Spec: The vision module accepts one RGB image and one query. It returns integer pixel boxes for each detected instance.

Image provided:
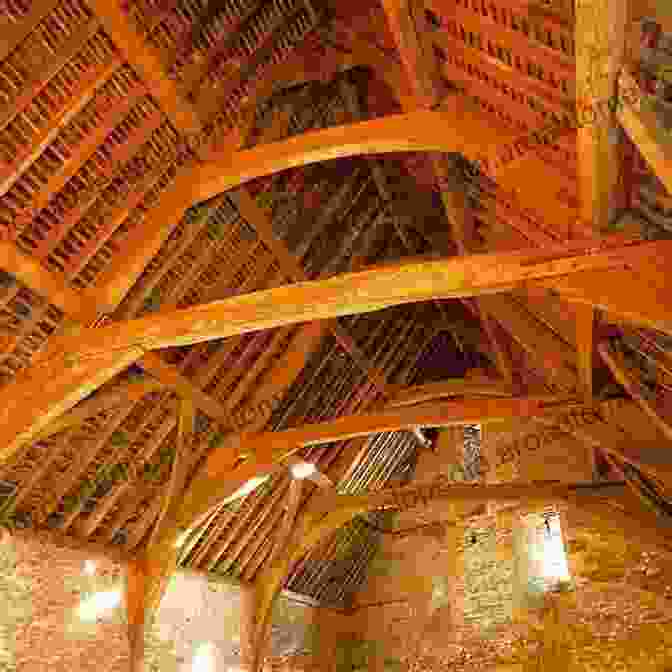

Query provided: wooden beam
[341,76,511,384]
[618,68,672,195]
[86,60,398,314]
[164,395,572,545]
[187,109,511,205]
[149,398,195,548]
[0,242,89,317]
[139,352,236,429]
[215,397,570,478]
[84,0,202,136]
[379,0,440,108]
[575,0,627,231]
[129,320,326,552]
[478,295,578,392]
[55,239,672,359]
[0,345,143,464]
[574,304,594,402]
[230,189,391,397]
[124,403,202,663]
[125,559,148,672]
[1,240,670,458]
[388,377,516,406]
[267,478,304,568]
[543,265,672,335]
[0,0,62,63]
[33,379,163,442]
[0,240,238,443]
[628,1,672,37]
[598,341,672,443]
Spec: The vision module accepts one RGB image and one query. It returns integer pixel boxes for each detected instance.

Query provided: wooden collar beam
[57,238,672,358]
[1,238,671,464]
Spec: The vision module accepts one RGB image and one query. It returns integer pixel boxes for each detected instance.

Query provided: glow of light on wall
[540,516,571,583]
[78,588,122,622]
[290,461,317,480]
[84,560,97,575]
[192,642,216,672]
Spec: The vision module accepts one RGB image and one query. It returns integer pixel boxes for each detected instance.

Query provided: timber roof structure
[3,0,672,666]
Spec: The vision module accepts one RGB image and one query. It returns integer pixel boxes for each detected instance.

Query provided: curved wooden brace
[188,108,505,205]
[598,340,672,443]
[388,377,516,406]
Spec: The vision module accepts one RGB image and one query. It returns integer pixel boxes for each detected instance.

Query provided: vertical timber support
[125,399,197,672]
[125,559,147,672]
[575,0,627,233]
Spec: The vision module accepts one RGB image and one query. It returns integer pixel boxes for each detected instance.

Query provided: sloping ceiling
[1,0,672,623]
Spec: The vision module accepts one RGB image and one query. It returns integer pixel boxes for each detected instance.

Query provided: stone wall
[0,530,328,672]
[0,531,129,672]
[351,421,672,672]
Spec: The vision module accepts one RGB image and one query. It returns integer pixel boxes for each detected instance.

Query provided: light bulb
[290,461,317,480]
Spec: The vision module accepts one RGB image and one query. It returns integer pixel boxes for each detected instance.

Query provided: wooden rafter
[85,42,392,318]
[598,341,672,442]
[126,320,325,559]
[339,77,512,384]
[478,294,578,392]
[125,559,148,672]
[33,379,163,443]
[618,68,672,195]
[0,241,238,449]
[574,303,594,402]
[388,377,516,406]
[83,0,202,136]
[375,0,477,259]
[0,0,62,63]
[542,265,672,336]
[575,0,627,231]
[0,345,143,463]
[149,398,195,548]
[267,478,304,568]
[230,189,391,398]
